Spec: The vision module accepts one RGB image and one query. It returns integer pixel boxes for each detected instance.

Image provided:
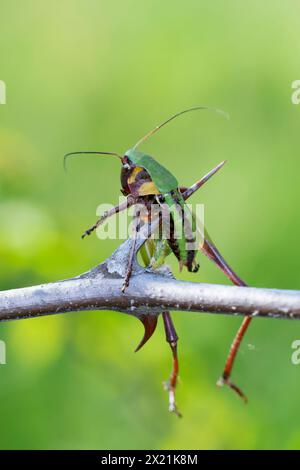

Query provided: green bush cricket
[65,107,250,416]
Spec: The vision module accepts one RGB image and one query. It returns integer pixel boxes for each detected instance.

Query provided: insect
[65,107,251,415]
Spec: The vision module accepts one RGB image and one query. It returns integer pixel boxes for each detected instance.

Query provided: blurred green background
[1,0,300,450]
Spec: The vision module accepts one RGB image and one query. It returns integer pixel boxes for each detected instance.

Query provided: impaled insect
[65,107,251,416]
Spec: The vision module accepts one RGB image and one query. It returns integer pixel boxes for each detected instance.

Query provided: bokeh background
[1,0,300,450]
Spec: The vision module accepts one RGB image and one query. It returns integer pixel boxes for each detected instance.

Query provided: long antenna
[133,106,229,150]
[63,151,122,172]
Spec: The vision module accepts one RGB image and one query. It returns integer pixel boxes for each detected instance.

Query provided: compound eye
[123,163,130,170]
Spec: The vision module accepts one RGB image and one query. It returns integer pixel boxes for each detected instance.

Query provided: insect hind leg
[162,311,182,418]
[201,237,249,402]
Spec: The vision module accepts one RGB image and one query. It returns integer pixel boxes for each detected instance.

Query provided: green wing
[125,149,178,193]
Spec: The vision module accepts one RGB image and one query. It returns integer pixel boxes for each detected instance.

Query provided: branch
[0,235,299,322]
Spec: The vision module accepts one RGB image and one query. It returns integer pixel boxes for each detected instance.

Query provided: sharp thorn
[134,315,158,352]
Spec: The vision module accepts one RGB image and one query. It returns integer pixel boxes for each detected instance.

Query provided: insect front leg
[162,311,182,418]
[82,196,135,239]
[122,207,141,293]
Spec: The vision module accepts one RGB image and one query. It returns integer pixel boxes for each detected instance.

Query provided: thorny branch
[1,235,300,322]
